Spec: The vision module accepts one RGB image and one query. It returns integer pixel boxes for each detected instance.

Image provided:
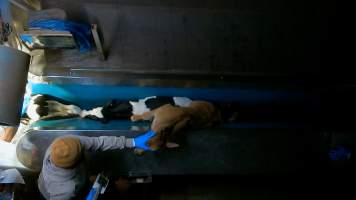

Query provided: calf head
[187,101,221,128]
[217,102,240,122]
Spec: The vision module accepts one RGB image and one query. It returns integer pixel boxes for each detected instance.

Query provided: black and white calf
[101,96,192,123]
[25,95,192,123]
[25,94,103,122]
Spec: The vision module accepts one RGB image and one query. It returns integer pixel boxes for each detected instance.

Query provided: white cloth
[0,140,28,169]
[0,169,25,184]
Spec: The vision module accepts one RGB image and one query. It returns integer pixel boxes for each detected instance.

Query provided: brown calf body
[131,101,221,151]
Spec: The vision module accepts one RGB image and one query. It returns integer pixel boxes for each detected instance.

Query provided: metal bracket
[91,24,106,61]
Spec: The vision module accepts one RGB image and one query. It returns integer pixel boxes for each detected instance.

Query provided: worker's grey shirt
[38,135,134,200]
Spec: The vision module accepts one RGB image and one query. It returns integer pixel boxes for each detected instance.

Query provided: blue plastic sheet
[22,82,307,111]
[29,19,93,52]
[329,146,351,161]
[19,35,33,44]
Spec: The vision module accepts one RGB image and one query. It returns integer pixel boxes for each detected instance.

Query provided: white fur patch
[130,96,192,115]
[47,100,82,115]
[0,126,5,135]
[26,95,42,121]
[80,107,104,118]
[173,97,192,107]
[129,96,156,115]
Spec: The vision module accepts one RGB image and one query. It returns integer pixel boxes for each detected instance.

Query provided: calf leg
[166,116,191,148]
[130,110,155,122]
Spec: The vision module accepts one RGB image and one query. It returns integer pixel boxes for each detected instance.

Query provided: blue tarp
[29,19,93,52]
[21,82,307,113]
[20,82,312,129]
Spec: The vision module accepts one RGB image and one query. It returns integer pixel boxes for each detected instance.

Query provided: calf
[25,95,193,123]
[25,94,103,122]
[131,101,221,152]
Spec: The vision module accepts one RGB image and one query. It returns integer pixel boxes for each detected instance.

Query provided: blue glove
[133,130,156,151]
[329,146,351,161]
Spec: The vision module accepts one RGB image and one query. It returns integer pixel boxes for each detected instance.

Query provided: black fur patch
[29,94,79,120]
[101,100,133,122]
[215,102,240,122]
[32,94,76,106]
[145,96,175,110]
[36,105,49,117]
[33,95,47,107]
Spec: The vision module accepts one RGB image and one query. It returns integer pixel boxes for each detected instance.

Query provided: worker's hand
[133,130,156,151]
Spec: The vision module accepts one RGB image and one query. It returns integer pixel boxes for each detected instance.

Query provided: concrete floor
[37,0,325,78]
[98,174,353,200]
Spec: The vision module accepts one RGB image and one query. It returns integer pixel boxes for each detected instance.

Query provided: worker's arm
[0,126,18,142]
[75,130,156,152]
[76,135,133,152]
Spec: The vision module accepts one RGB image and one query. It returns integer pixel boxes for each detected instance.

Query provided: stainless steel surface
[36,69,333,90]
[17,127,326,175]
[38,69,253,88]
[0,46,30,125]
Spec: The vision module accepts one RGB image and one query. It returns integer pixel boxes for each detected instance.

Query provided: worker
[38,131,156,200]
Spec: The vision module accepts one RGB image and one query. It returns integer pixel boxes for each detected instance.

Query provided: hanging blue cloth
[29,19,93,52]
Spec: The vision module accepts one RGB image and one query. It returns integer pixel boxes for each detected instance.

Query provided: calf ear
[166,142,180,148]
